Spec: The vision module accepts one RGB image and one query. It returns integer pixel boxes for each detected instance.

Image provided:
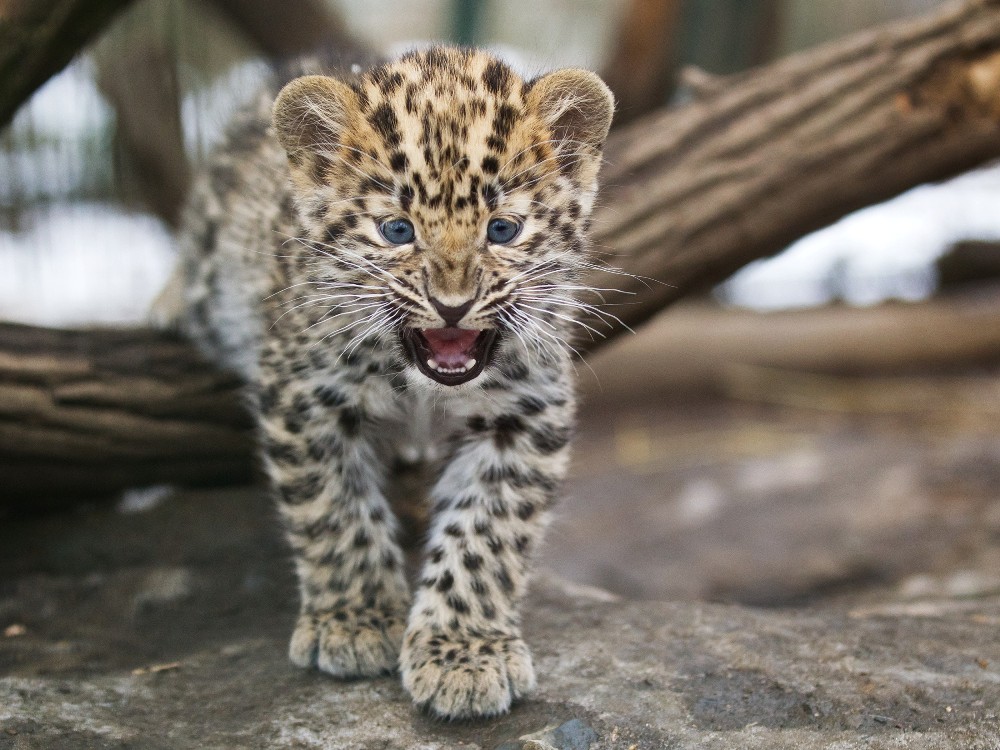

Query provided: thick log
[584,0,1000,348]
[5,0,1000,504]
[0,0,135,128]
[0,323,255,507]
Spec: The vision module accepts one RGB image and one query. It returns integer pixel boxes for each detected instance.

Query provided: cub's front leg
[256,342,411,677]
[401,375,575,718]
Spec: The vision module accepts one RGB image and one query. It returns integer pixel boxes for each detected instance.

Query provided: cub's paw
[289,607,405,677]
[400,629,536,719]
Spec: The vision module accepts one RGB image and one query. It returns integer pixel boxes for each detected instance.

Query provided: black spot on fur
[493,414,526,449]
[481,156,499,175]
[399,183,415,211]
[369,102,401,147]
[313,385,346,408]
[283,411,304,434]
[481,183,499,211]
[389,151,409,172]
[482,59,512,96]
[437,570,454,592]
[263,435,301,467]
[359,177,392,196]
[258,384,279,414]
[325,223,344,243]
[338,408,361,437]
[492,103,518,139]
[481,464,518,484]
[516,502,536,520]
[279,472,323,505]
[373,68,404,95]
[496,566,514,593]
[531,424,571,455]
[517,396,547,416]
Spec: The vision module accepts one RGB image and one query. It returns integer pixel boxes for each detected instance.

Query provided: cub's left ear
[527,68,615,156]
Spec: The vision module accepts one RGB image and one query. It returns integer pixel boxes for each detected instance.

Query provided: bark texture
[0,324,254,506]
[0,0,134,128]
[5,0,1000,503]
[583,0,1000,347]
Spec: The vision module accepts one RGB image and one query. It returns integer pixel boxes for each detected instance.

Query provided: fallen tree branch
[0,323,254,507]
[584,0,1000,348]
[4,0,1000,504]
[0,0,134,128]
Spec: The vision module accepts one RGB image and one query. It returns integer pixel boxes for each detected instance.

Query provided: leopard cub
[171,47,614,718]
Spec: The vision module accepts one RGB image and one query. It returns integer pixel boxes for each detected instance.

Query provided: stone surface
[2,486,999,749]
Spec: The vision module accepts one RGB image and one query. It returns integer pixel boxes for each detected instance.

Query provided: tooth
[427,358,438,369]
[464,358,476,369]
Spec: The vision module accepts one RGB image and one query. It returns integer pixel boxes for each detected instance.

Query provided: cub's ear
[272,75,357,158]
[527,69,615,154]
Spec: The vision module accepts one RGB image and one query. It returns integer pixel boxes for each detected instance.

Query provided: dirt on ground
[2,299,1000,748]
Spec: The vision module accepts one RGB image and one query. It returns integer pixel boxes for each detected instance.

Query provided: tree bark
[601,0,685,125]
[4,0,1000,505]
[0,0,135,128]
[583,0,1000,347]
[0,323,255,507]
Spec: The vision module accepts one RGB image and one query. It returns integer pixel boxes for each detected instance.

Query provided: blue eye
[379,218,415,245]
[486,217,522,245]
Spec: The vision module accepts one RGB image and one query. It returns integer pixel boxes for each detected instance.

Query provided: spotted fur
[167,47,614,719]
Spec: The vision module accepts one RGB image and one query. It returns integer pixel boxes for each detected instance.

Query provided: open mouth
[401,327,499,386]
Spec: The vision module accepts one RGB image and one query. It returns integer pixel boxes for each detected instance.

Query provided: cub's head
[273,47,614,386]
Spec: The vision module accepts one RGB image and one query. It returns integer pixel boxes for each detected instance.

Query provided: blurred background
[5,0,999,325]
[2,0,999,609]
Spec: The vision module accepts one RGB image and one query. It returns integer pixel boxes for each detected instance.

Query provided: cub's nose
[429,297,475,327]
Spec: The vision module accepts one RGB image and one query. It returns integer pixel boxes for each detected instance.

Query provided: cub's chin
[401,327,499,386]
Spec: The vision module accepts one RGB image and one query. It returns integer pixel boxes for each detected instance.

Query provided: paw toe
[289,608,404,678]
[401,631,534,719]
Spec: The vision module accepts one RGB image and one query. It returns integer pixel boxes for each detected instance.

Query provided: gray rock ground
[1,480,998,750]
[4,322,1000,748]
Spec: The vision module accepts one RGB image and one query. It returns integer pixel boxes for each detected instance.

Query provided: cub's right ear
[272,75,357,158]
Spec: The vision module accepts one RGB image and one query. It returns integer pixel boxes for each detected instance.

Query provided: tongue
[421,327,480,368]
